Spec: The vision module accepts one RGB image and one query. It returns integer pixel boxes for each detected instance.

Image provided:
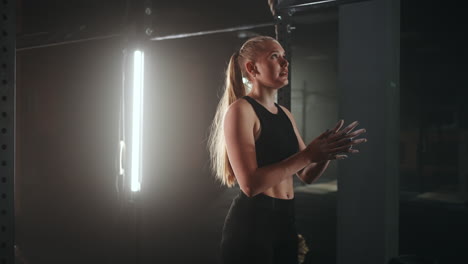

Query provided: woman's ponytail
[208,51,246,187]
[208,35,277,187]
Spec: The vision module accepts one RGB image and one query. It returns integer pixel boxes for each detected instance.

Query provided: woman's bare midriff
[262,176,295,200]
[250,102,295,200]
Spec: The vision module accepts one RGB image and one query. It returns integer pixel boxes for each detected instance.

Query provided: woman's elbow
[237,173,256,197]
[240,185,255,197]
[240,179,259,197]
[297,173,312,185]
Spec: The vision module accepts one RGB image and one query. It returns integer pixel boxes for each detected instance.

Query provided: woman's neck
[247,87,277,108]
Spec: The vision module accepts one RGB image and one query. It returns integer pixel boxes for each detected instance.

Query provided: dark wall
[15,2,275,263]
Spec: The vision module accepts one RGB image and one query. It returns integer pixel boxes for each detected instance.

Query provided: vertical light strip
[131,50,144,192]
[119,140,125,176]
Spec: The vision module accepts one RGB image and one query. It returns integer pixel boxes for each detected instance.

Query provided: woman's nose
[280,57,289,67]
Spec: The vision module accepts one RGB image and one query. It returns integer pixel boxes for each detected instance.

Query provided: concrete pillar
[337,0,400,263]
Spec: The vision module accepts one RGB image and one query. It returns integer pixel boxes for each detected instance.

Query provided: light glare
[119,140,125,175]
[131,50,144,192]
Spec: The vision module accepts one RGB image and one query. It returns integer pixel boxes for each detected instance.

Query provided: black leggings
[220,190,298,264]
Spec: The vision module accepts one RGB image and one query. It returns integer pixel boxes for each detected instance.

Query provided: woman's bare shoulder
[226,97,254,116]
[224,97,257,131]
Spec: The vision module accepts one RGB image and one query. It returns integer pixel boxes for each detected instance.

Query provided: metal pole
[15,21,276,52]
[276,0,369,13]
[150,22,275,41]
[16,33,122,52]
[275,12,293,110]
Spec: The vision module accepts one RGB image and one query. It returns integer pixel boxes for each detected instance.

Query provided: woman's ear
[245,61,258,76]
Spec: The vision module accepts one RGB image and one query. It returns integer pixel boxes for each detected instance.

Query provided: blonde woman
[209,36,367,264]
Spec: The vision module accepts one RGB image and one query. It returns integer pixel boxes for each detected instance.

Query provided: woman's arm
[297,160,331,184]
[224,99,314,197]
[280,106,366,184]
[279,106,331,184]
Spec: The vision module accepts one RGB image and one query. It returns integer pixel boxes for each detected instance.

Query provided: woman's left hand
[323,120,367,158]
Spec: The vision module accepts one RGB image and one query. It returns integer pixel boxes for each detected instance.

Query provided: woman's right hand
[305,120,367,162]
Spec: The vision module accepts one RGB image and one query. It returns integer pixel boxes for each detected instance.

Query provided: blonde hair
[208,35,278,187]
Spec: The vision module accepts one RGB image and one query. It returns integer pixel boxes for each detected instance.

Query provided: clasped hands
[305,120,367,162]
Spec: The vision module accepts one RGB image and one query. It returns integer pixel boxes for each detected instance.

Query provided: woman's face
[251,40,289,89]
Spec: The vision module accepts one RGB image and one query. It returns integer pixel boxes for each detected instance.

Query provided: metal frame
[271,0,369,109]
[1,0,15,263]
[275,0,368,11]
[274,9,293,110]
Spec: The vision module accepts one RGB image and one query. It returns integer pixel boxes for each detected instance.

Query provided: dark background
[13,0,468,263]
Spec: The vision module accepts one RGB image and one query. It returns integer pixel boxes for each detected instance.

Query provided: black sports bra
[242,96,299,167]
